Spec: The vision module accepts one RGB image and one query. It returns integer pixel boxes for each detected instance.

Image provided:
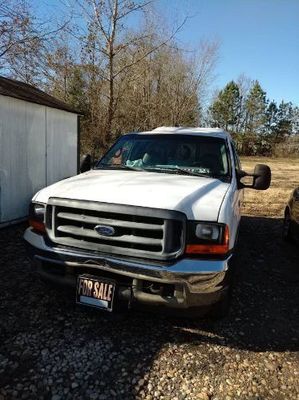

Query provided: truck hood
[33,169,230,221]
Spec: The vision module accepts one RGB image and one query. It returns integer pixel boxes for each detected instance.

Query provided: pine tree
[291,106,299,134]
[275,101,293,137]
[67,68,88,113]
[245,81,267,133]
[210,81,241,132]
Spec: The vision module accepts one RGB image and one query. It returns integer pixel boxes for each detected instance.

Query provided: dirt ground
[240,157,299,217]
[0,157,298,400]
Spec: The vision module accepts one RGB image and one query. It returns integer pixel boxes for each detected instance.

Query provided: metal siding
[0,95,46,223]
[46,108,78,186]
[0,95,78,225]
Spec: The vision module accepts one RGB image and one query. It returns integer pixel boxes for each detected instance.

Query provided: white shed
[0,76,80,227]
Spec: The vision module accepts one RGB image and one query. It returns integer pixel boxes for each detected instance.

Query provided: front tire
[283,209,293,242]
[210,290,231,319]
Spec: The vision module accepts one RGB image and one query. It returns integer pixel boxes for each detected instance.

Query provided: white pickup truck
[24,127,271,317]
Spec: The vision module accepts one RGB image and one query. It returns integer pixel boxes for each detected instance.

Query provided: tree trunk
[105,0,118,149]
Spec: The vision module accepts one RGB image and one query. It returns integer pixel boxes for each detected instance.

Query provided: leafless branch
[113,16,188,79]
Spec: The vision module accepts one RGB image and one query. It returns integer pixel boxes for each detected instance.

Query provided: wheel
[210,289,231,319]
[283,209,293,242]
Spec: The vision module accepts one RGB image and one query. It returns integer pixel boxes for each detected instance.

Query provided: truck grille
[46,198,186,261]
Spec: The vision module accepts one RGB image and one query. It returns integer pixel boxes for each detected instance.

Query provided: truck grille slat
[57,225,163,246]
[46,199,186,261]
[57,211,163,231]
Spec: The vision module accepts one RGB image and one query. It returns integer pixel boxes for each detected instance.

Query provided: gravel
[0,217,298,400]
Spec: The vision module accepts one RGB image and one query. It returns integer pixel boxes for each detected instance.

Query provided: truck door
[231,142,243,219]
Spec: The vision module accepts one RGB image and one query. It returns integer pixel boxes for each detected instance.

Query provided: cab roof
[138,126,231,140]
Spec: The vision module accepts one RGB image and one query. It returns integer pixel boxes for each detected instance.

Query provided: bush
[232,132,299,157]
[272,136,299,157]
[232,132,273,156]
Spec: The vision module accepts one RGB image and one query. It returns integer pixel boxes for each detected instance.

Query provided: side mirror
[80,154,92,173]
[237,164,271,190]
[252,164,271,190]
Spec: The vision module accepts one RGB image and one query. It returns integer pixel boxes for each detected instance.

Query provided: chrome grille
[46,198,186,261]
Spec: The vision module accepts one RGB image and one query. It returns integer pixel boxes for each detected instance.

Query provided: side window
[220,143,229,174]
[231,141,241,170]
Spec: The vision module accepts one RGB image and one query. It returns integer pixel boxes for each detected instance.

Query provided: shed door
[46,109,78,186]
[0,97,46,223]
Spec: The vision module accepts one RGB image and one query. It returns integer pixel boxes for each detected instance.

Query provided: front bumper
[24,228,233,311]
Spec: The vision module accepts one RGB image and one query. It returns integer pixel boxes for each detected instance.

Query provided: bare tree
[41,1,219,155]
[236,73,253,132]
[69,0,189,150]
[0,0,70,84]
[194,40,219,107]
[0,1,33,60]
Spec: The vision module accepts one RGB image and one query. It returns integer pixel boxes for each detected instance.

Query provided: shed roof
[0,76,81,114]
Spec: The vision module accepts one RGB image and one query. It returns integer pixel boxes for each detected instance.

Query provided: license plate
[76,275,116,312]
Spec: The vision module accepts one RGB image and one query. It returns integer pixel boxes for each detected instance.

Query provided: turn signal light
[186,225,229,255]
[29,218,46,233]
[28,202,46,233]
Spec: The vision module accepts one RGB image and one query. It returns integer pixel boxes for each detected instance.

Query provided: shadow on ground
[0,216,298,398]
[173,215,299,351]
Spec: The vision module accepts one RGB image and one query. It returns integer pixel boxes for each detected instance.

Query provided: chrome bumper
[24,228,233,310]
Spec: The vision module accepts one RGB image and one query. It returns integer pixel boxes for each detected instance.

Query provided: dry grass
[240,157,299,218]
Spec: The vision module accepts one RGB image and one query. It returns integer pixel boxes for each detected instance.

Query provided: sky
[34,0,299,105]
[157,0,299,105]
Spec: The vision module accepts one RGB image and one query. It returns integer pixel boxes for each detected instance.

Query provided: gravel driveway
[0,217,298,400]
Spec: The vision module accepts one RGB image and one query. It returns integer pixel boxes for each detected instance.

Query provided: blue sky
[157,0,299,104]
[34,0,298,105]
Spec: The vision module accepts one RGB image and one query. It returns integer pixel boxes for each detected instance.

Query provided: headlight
[195,223,221,241]
[29,202,46,233]
[186,222,229,256]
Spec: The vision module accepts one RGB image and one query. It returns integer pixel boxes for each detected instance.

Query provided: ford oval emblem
[94,225,115,237]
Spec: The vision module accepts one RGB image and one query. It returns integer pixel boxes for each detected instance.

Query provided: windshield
[96,134,231,181]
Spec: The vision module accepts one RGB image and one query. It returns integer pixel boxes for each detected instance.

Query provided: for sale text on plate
[76,275,115,311]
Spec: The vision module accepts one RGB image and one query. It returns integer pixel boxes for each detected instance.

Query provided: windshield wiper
[144,166,212,178]
[172,167,212,177]
[145,166,230,179]
[96,164,144,171]
[172,167,230,179]
[97,164,229,179]
[140,167,185,175]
